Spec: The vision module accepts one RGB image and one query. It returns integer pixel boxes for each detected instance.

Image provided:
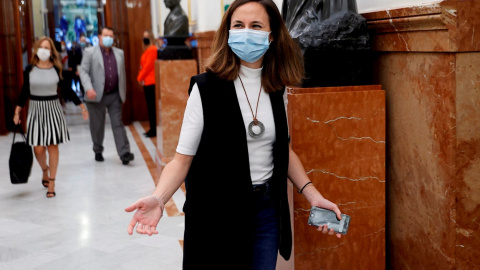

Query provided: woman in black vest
[125,0,342,269]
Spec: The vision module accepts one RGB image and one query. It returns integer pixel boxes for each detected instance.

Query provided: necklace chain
[238,76,262,125]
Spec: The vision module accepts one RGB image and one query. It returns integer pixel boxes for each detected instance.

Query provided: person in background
[13,37,89,198]
[68,37,84,98]
[59,40,71,106]
[125,0,343,269]
[59,40,69,70]
[60,14,68,41]
[74,16,87,40]
[137,30,158,137]
[79,27,135,165]
[79,33,91,51]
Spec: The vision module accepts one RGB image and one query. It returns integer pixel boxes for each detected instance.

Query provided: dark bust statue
[282,0,372,87]
[164,0,188,36]
[158,0,192,60]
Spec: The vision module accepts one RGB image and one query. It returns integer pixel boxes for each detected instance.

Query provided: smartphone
[308,206,351,235]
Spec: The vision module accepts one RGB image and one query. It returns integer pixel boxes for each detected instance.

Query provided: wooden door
[0,0,34,134]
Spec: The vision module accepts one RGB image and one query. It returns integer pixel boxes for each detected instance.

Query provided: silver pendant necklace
[239,76,265,138]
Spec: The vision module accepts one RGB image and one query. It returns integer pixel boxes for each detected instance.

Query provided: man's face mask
[102,36,114,48]
[227,29,271,63]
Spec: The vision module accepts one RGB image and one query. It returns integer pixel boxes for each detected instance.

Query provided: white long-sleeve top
[176,65,288,185]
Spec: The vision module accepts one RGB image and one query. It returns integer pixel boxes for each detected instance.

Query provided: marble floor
[0,103,185,270]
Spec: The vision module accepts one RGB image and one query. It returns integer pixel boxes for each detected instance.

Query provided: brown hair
[30,36,63,78]
[205,0,304,92]
[101,26,115,34]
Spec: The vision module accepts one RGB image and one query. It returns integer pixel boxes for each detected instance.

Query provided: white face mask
[61,45,66,51]
[37,48,51,61]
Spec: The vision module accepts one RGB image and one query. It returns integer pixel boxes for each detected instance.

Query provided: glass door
[46,0,104,48]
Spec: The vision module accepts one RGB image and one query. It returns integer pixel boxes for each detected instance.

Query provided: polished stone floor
[0,103,185,270]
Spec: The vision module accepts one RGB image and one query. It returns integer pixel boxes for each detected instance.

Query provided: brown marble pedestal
[279,85,386,270]
[155,59,198,182]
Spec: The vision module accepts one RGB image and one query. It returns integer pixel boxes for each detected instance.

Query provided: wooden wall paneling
[14,0,27,131]
[107,0,132,123]
[96,0,105,31]
[125,0,151,121]
[22,0,35,61]
[46,0,55,40]
[0,1,9,134]
[0,0,32,134]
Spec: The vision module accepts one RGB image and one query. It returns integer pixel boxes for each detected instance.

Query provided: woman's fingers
[127,219,138,235]
[136,223,145,234]
[333,206,342,220]
[125,202,139,213]
[145,225,153,236]
[126,202,141,235]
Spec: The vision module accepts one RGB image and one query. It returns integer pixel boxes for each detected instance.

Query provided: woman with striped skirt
[13,37,89,198]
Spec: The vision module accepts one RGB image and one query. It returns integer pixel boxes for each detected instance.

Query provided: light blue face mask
[102,36,114,48]
[228,29,271,63]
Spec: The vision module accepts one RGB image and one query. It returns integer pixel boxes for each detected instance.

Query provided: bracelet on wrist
[150,194,164,207]
[298,181,313,194]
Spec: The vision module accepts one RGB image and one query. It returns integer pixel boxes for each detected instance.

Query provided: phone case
[308,206,351,235]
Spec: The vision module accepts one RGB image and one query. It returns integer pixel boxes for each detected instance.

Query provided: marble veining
[288,87,386,269]
[386,9,411,51]
[306,168,385,182]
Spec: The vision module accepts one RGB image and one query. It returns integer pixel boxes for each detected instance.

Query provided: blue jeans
[251,182,279,270]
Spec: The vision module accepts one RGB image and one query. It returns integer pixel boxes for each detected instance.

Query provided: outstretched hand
[125,195,164,236]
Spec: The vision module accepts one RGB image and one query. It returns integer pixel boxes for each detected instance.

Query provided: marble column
[155,59,198,180]
[362,1,480,268]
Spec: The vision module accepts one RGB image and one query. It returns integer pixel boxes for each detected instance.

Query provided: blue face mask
[228,29,271,63]
[102,36,114,48]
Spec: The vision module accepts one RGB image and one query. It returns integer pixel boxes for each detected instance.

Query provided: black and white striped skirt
[26,95,70,146]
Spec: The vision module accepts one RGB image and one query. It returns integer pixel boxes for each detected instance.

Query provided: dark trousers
[251,181,279,270]
[85,92,130,157]
[144,85,156,134]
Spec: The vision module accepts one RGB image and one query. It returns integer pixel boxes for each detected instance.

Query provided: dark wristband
[298,181,313,194]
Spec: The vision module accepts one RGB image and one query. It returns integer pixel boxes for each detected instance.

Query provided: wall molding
[362,0,480,52]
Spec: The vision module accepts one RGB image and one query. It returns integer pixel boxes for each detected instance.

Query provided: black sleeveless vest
[182,72,291,269]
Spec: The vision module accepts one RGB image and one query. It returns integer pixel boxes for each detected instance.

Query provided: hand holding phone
[308,206,351,235]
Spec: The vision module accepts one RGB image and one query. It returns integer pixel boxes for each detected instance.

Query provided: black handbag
[9,125,33,184]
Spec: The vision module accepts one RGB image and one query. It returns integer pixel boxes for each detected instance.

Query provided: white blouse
[176,65,288,185]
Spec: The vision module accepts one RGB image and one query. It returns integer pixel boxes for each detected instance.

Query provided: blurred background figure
[79,33,91,51]
[60,14,69,41]
[74,16,87,40]
[68,35,85,98]
[137,30,158,138]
